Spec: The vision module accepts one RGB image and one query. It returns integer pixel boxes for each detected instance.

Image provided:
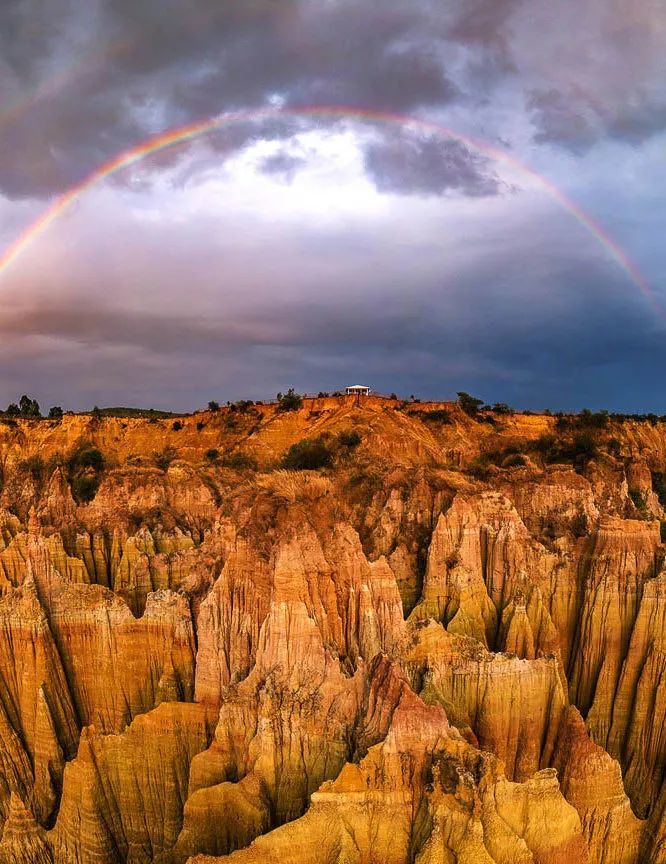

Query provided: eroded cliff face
[0,396,665,863]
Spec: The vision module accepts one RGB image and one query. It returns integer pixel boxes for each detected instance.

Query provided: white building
[345,385,371,396]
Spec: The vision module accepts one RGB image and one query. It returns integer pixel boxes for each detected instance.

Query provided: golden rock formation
[0,396,664,862]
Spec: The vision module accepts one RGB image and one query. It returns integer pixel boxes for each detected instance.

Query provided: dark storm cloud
[0,0,664,199]
[363,130,501,197]
[0,261,661,413]
[0,0,457,198]
[528,87,666,153]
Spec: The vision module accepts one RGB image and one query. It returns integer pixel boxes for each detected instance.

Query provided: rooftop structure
[345,385,371,396]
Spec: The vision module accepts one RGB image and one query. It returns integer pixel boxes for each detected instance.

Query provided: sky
[0,0,665,412]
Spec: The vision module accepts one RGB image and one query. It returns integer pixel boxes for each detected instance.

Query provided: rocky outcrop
[0,401,665,863]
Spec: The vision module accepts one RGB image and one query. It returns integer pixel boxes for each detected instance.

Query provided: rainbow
[0,105,657,312]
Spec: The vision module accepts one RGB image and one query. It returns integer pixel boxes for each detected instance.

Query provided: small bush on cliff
[66,444,105,503]
[457,392,484,417]
[153,447,177,472]
[222,451,259,471]
[19,455,45,484]
[421,409,452,424]
[48,406,63,420]
[207,401,220,412]
[205,448,220,462]
[72,475,100,503]
[281,437,332,470]
[629,487,649,517]
[277,388,303,412]
[337,429,361,449]
[68,446,104,474]
[652,472,666,507]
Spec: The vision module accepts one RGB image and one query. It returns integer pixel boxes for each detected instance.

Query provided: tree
[277,388,303,412]
[457,392,484,416]
[207,401,220,412]
[281,437,332,470]
[5,404,19,417]
[48,406,64,420]
[19,395,41,417]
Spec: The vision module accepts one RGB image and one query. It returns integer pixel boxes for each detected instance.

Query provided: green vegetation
[71,475,101,503]
[337,429,362,448]
[19,455,46,484]
[652,472,666,506]
[207,401,220,412]
[556,409,609,431]
[153,447,178,472]
[457,392,484,416]
[222,451,259,471]
[66,443,105,503]
[205,448,220,462]
[48,406,64,420]
[19,395,41,418]
[277,388,303,412]
[530,431,598,469]
[3,396,41,418]
[172,420,184,431]
[629,487,649,517]
[421,409,452,424]
[85,407,181,419]
[227,399,255,413]
[281,437,332,470]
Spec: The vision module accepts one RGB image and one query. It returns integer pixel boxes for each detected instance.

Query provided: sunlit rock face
[1,396,666,862]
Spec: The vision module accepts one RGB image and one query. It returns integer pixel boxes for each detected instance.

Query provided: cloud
[363,129,502,197]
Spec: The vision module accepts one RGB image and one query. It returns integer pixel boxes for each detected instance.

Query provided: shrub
[153,447,177,472]
[337,430,361,448]
[422,409,452,424]
[205,448,220,462]
[19,455,45,484]
[277,388,303,412]
[501,453,526,468]
[457,392,484,416]
[197,421,205,431]
[66,444,105,503]
[207,401,220,412]
[72,475,100,503]
[629,487,648,515]
[172,420,183,431]
[68,447,104,474]
[653,472,666,506]
[48,406,64,420]
[223,451,258,471]
[578,409,609,429]
[5,403,19,417]
[492,402,514,415]
[281,437,332,470]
